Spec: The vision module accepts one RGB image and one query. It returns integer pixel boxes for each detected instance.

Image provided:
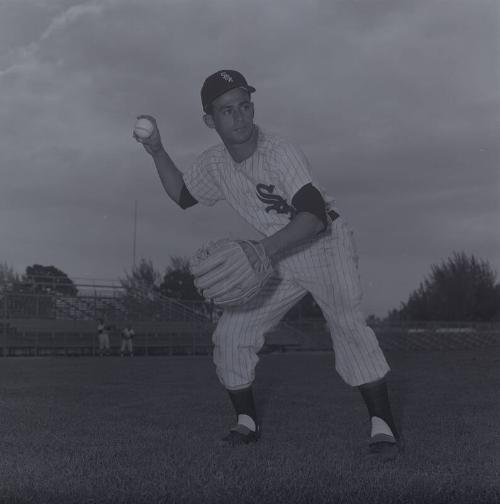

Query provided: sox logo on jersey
[256,184,297,218]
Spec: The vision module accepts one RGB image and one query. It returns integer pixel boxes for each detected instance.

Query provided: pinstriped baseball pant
[212,218,390,390]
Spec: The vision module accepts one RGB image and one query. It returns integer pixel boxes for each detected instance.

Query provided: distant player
[120,325,135,357]
[134,70,401,459]
[97,318,111,357]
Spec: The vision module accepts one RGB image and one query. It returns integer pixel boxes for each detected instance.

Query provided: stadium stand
[0,280,215,356]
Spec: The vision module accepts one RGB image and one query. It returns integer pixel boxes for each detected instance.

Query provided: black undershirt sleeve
[291,183,328,232]
[178,183,199,209]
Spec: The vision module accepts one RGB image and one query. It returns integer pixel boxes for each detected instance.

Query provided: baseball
[133,118,155,139]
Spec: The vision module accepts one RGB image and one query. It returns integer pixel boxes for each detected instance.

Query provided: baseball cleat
[368,433,401,461]
[221,423,260,445]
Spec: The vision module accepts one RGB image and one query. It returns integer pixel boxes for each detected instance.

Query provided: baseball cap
[201,70,256,113]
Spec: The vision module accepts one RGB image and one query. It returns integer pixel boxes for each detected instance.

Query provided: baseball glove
[190,239,274,307]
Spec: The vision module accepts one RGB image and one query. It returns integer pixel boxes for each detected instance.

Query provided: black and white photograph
[0,1,499,503]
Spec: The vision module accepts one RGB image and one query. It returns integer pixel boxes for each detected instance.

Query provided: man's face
[204,87,255,145]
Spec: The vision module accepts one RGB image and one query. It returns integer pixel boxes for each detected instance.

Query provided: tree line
[386,252,500,323]
[1,251,499,322]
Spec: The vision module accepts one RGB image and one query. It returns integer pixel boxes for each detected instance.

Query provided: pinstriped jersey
[183,126,337,236]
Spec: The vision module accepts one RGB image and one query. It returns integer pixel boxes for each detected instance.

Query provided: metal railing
[0,290,214,323]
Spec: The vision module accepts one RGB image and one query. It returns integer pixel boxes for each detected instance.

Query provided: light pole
[132,200,138,270]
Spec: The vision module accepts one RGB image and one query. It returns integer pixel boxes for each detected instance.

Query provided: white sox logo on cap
[201,69,256,112]
[220,71,234,83]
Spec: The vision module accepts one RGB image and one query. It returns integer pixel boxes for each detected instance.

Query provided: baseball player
[134,70,401,458]
[120,325,135,357]
[97,318,110,356]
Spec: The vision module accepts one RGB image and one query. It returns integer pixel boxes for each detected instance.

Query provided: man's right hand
[133,114,164,156]
[133,114,186,206]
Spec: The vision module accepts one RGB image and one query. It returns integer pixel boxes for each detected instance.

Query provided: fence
[1,290,499,356]
[280,319,500,352]
[0,289,217,356]
[1,317,499,357]
[0,319,215,357]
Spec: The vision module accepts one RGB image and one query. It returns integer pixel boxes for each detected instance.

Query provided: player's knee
[214,362,255,390]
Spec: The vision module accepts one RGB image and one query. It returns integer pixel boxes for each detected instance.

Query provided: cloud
[0,1,115,77]
[40,2,106,41]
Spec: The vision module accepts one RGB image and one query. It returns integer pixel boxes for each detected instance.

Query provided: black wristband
[179,183,198,209]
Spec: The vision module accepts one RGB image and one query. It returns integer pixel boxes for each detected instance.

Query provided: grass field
[0,347,499,504]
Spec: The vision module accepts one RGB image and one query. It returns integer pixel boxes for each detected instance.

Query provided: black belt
[328,209,340,222]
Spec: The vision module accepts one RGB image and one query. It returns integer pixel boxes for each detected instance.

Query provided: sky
[0,0,498,317]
